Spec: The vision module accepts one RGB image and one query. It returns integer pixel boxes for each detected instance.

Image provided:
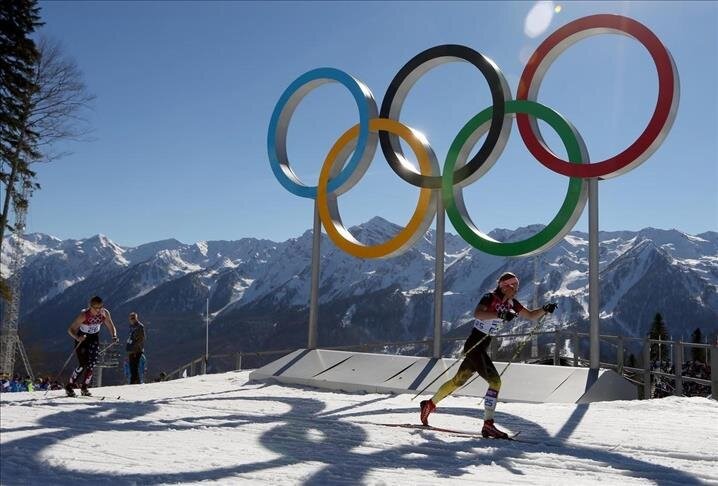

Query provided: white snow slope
[1,371,716,485]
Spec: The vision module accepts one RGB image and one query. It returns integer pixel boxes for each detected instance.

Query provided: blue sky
[26,1,717,247]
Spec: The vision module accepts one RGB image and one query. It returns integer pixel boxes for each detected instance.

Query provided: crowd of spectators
[1,373,63,393]
[1,364,162,392]
[652,360,712,398]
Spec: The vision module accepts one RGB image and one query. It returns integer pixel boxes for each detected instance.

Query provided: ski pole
[465,313,548,398]
[410,331,492,401]
[43,339,83,398]
[97,340,117,356]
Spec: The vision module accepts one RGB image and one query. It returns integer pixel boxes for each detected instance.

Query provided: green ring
[442,100,587,257]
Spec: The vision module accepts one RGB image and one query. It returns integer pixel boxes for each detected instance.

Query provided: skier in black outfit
[66,296,118,397]
[420,272,557,438]
[126,312,146,384]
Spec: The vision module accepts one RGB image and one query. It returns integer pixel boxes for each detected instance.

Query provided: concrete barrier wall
[249,349,638,403]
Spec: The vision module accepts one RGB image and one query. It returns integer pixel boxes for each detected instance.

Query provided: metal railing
[164,330,717,400]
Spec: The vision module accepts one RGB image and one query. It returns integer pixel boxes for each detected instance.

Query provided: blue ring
[267,68,375,199]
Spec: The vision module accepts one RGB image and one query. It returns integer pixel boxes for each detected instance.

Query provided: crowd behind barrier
[0,367,168,393]
[0,373,63,393]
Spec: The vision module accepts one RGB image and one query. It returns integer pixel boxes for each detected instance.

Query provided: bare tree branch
[1,34,95,251]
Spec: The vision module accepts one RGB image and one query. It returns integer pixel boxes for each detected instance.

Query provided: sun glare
[524,1,555,39]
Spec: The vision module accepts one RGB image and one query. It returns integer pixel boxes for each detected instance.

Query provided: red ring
[517,14,677,179]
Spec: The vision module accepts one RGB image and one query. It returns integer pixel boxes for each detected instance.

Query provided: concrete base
[249,349,638,403]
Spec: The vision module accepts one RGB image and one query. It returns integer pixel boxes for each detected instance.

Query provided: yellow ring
[317,118,438,259]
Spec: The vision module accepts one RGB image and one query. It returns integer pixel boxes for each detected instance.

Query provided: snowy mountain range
[2,218,717,379]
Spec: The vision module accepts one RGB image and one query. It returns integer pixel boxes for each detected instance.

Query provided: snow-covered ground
[1,371,716,485]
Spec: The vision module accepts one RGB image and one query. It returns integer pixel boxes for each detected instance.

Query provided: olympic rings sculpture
[267,14,679,258]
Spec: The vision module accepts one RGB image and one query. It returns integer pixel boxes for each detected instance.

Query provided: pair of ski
[365,422,521,441]
[68,394,105,400]
[368,423,584,449]
[57,394,121,401]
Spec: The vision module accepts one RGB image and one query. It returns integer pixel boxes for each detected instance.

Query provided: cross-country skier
[419,272,557,438]
[65,296,118,397]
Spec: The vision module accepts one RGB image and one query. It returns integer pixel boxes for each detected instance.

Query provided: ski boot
[481,419,509,439]
[80,384,92,397]
[419,399,436,426]
[65,383,76,398]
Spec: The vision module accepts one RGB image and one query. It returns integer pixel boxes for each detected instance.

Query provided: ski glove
[542,303,557,314]
[497,309,517,322]
[112,335,120,344]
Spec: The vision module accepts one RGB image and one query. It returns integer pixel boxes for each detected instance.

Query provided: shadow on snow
[0,384,705,486]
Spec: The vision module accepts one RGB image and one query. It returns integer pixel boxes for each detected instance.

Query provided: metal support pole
[307,200,321,349]
[658,336,662,364]
[531,256,539,358]
[96,367,103,387]
[572,331,579,367]
[669,335,673,368]
[617,335,624,375]
[674,341,683,396]
[643,338,651,399]
[588,178,600,370]
[236,352,242,371]
[554,330,561,366]
[16,337,34,382]
[205,298,209,373]
[711,344,717,400]
[432,195,445,358]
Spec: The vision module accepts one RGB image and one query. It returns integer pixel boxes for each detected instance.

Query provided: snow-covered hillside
[1,371,716,485]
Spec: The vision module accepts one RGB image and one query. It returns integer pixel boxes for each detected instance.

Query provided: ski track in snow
[1,371,716,485]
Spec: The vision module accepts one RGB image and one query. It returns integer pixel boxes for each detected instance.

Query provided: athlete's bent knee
[451,369,473,387]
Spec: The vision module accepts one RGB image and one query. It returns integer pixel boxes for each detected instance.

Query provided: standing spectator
[66,296,119,397]
[126,312,146,385]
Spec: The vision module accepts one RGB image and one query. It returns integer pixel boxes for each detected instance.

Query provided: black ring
[380,44,511,189]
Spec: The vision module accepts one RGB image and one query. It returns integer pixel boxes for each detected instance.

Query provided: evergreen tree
[690,327,706,363]
[0,0,43,247]
[648,313,669,362]
[0,0,42,301]
[1,3,94,303]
